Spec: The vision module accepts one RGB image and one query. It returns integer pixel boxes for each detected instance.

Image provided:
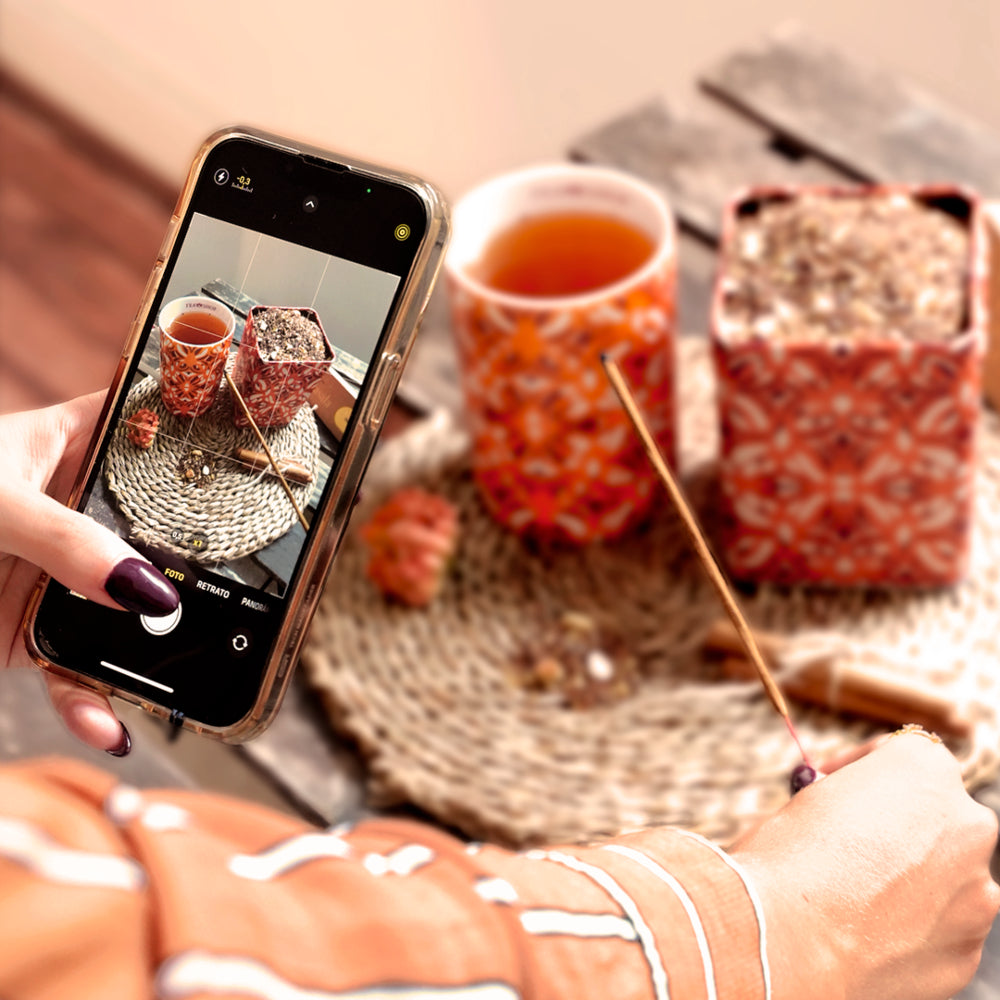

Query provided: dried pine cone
[126,408,159,449]
[361,487,459,607]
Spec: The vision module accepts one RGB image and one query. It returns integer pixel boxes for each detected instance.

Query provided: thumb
[6,485,178,615]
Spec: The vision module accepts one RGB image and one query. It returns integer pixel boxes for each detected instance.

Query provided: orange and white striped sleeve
[0,757,770,1000]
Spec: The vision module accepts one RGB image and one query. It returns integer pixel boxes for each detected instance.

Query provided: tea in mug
[167,311,232,346]
[470,212,656,297]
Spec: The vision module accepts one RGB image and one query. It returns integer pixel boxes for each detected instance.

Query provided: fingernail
[104,558,179,615]
[105,723,132,758]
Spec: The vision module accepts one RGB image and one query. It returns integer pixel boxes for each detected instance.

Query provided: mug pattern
[159,326,233,418]
[232,307,332,429]
[450,269,677,542]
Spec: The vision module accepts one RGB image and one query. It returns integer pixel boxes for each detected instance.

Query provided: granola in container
[231,306,333,429]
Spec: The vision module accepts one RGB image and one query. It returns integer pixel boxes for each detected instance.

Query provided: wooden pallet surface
[572,21,1000,245]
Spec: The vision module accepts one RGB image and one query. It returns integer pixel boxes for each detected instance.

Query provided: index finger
[821,726,954,775]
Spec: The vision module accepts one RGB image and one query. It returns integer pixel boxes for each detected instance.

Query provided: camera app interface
[32,140,427,728]
[92,212,399,598]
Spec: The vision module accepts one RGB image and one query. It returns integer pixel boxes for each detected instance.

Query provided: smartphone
[22,126,449,741]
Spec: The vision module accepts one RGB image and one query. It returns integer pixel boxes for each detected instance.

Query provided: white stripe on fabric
[603,844,717,1000]
[141,802,192,832]
[104,784,145,823]
[674,830,772,1000]
[228,831,352,881]
[156,951,521,1000]
[524,849,669,1000]
[0,816,144,891]
[105,785,192,831]
[520,908,638,941]
[474,876,519,904]
[362,845,435,877]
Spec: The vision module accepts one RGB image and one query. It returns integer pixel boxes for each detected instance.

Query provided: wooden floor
[0,71,175,414]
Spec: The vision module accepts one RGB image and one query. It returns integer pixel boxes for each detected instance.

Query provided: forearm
[0,758,783,1000]
[468,827,779,999]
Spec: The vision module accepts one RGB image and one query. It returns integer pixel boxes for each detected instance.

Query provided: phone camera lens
[302,196,319,213]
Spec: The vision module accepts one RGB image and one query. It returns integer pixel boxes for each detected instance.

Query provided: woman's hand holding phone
[1,392,178,753]
[20,128,448,741]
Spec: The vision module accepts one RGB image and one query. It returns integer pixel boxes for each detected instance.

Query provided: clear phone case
[22,126,450,741]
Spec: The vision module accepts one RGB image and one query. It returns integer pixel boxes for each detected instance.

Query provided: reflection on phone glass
[31,136,432,731]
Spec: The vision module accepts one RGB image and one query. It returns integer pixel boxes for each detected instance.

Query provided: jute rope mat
[302,338,1000,848]
[106,376,319,562]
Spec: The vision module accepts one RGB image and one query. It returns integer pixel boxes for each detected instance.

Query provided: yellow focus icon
[394,223,411,241]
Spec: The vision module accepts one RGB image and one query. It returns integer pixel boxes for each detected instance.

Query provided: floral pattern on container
[157,297,236,418]
[711,184,986,587]
[231,306,333,429]
[449,270,677,543]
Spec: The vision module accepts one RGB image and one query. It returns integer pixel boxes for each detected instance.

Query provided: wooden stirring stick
[601,355,814,770]
[224,370,309,531]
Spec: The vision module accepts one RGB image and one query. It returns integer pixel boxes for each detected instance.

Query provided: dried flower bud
[126,408,159,449]
[361,487,459,607]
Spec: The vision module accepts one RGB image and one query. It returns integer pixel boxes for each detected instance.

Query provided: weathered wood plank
[699,22,1000,196]
[569,96,844,243]
[239,672,369,826]
[675,234,718,336]
[398,283,464,416]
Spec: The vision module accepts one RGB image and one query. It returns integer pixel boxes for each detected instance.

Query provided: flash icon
[214,168,230,185]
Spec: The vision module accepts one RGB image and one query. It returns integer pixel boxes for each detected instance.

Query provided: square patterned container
[232,305,333,429]
[711,184,986,586]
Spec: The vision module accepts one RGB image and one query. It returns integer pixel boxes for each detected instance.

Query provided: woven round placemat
[105,376,320,562]
[302,338,1000,848]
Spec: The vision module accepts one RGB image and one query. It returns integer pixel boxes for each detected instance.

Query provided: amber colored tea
[167,312,231,346]
[471,212,656,297]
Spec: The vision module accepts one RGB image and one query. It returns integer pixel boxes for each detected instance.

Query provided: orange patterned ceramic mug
[158,296,236,417]
[446,164,677,543]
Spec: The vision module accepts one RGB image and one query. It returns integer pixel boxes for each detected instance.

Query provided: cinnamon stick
[233,447,314,485]
[707,621,970,738]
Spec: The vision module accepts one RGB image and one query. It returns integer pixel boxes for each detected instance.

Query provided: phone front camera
[302,196,319,213]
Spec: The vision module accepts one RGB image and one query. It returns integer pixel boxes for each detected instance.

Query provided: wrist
[731,849,847,1000]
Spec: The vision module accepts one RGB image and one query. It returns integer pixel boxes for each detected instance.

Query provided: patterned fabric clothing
[0,758,770,999]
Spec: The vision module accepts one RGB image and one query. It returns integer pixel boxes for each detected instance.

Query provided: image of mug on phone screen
[22,128,449,742]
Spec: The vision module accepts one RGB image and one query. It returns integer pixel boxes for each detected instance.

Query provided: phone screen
[30,135,434,730]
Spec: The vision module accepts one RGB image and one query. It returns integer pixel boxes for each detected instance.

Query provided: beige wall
[4,0,1000,202]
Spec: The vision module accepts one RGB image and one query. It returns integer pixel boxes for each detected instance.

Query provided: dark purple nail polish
[104,558,179,616]
[105,724,132,758]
